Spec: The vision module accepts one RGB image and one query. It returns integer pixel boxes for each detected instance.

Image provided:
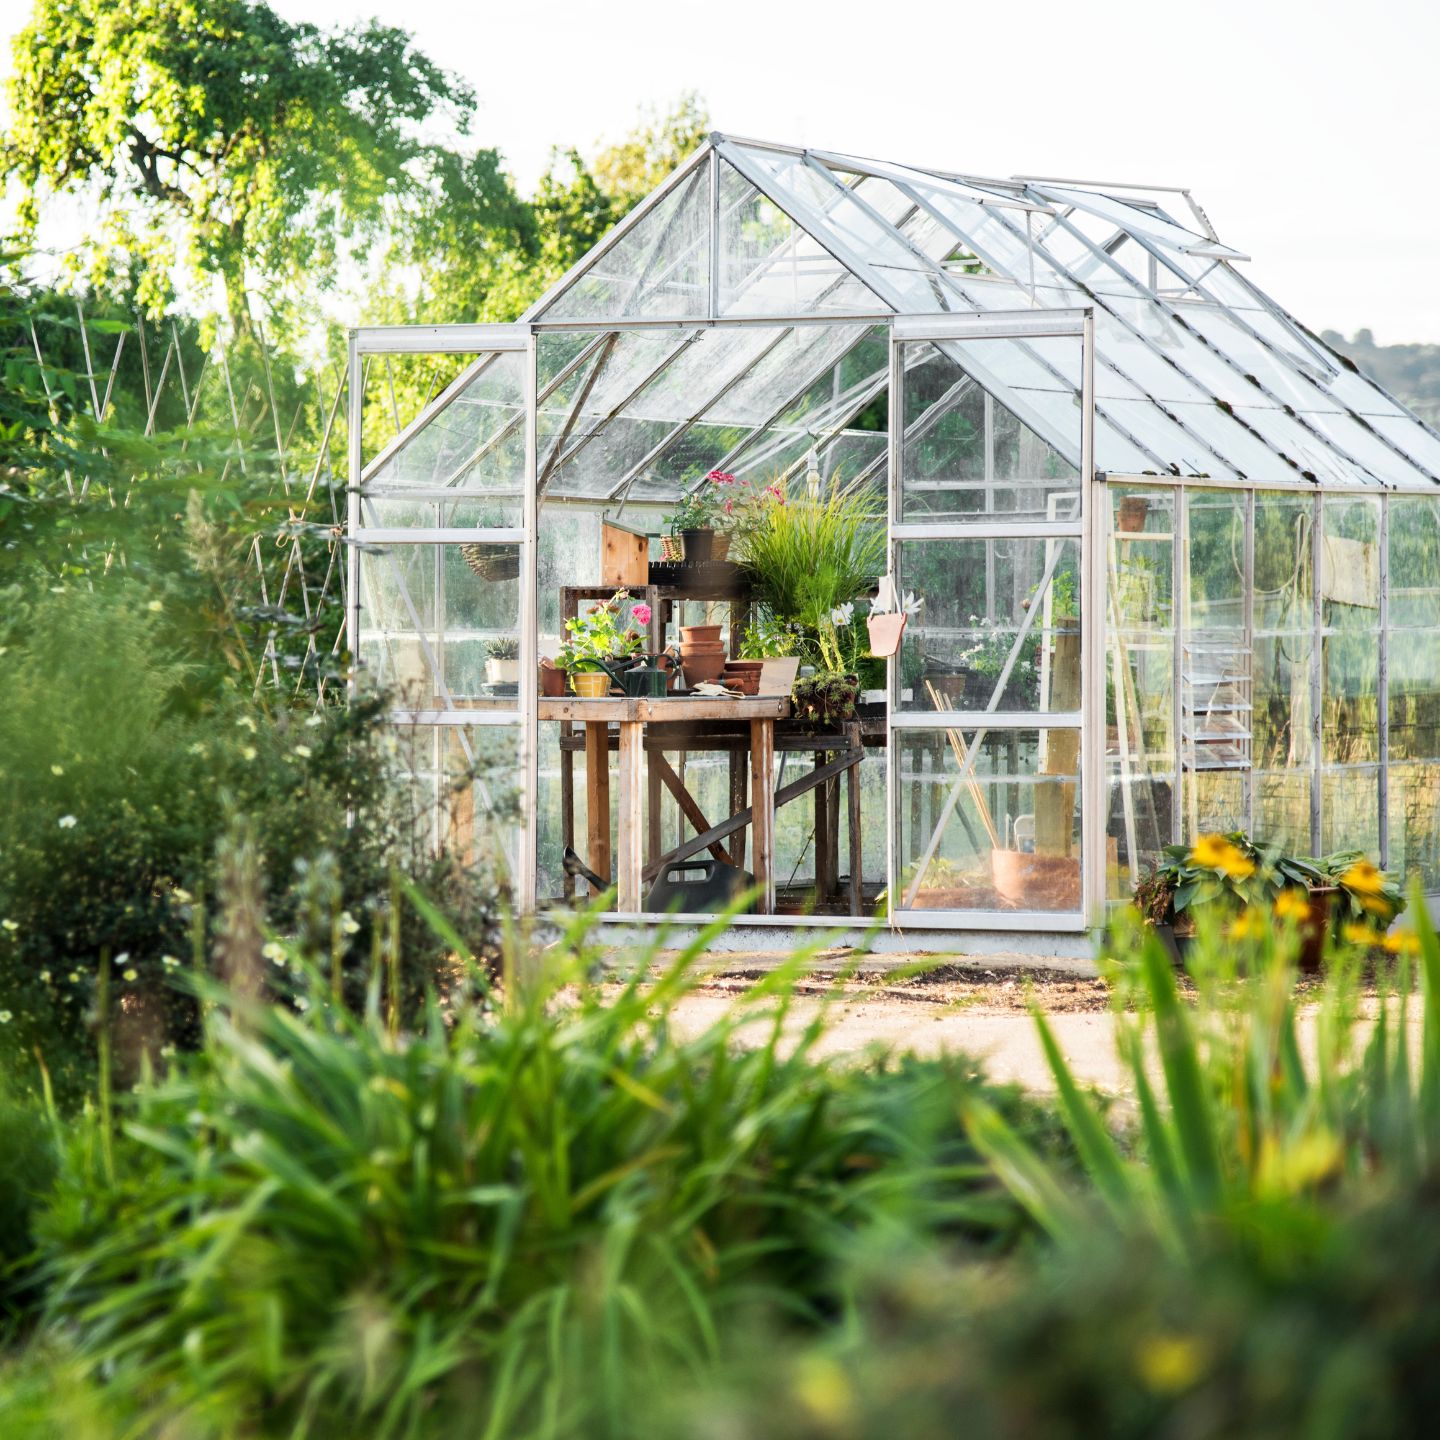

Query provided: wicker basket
[460,542,520,582]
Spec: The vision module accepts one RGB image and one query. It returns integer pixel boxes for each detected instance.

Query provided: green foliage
[740,476,885,665]
[3,0,482,340]
[29,912,1039,1438]
[0,1089,58,1327]
[0,589,504,1106]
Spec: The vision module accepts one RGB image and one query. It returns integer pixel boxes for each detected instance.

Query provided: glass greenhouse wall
[346,134,1440,939]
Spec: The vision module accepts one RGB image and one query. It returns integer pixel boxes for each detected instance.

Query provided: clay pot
[539,662,565,697]
[1117,495,1150,533]
[723,670,760,695]
[680,624,723,643]
[724,659,763,674]
[682,652,726,687]
[990,850,1081,910]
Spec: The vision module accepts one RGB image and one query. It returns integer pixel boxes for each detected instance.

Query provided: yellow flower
[1274,889,1310,921]
[1189,834,1255,880]
[1383,931,1420,956]
[1340,861,1391,915]
[1137,1334,1207,1394]
[1228,908,1262,940]
[1343,921,1385,949]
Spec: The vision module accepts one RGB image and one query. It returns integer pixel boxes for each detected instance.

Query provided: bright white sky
[5,0,1439,343]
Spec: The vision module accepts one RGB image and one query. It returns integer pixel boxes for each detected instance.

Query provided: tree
[1,0,512,343]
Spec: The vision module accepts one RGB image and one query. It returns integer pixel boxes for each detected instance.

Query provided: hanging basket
[460,542,521,582]
[867,611,907,657]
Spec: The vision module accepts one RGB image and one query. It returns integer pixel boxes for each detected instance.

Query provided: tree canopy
[2,0,527,341]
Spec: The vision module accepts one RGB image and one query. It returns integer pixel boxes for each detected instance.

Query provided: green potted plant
[484,636,520,687]
[557,591,645,698]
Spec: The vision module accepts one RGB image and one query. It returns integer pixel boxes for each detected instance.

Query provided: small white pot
[486,658,520,685]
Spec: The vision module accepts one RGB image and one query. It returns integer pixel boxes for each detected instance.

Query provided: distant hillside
[1321,328,1440,426]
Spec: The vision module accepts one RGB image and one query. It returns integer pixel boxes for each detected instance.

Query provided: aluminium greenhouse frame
[346,133,1440,942]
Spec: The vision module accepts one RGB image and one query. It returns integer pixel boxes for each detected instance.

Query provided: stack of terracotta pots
[679,624,726,687]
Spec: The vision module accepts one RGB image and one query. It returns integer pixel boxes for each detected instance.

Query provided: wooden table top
[539,695,791,723]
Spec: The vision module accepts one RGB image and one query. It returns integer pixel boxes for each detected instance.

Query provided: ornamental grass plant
[17,894,1048,1440]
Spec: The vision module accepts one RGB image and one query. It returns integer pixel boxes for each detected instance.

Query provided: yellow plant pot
[572,670,609,698]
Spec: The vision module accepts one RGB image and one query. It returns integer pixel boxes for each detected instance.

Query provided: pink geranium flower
[707,470,736,485]
[631,602,652,625]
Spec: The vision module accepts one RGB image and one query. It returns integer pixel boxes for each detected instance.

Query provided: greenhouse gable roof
[519,133,1440,493]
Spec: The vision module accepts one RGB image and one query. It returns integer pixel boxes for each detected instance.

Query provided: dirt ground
[660,949,1361,1094]
[663,950,1129,1092]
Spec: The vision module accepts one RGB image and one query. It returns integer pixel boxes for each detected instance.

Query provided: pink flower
[631,603,652,625]
[707,470,736,485]
[723,498,734,514]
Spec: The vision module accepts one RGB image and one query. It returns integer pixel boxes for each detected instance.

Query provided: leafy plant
[740,476,884,640]
[485,636,520,661]
[556,590,644,674]
[31,903,1044,1438]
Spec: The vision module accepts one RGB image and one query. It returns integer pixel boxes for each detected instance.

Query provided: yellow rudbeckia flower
[1273,889,1310,921]
[1228,908,1262,940]
[1189,834,1256,880]
[1343,920,1385,949]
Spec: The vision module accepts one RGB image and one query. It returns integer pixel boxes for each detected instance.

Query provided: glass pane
[1254,770,1311,851]
[717,160,886,316]
[1107,486,1177,883]
[1186,489,1246,632]
[896,537,1080,714]
[357,544,520,708]
[1321,766,1379,856]
[1321,497,1381,630]
[363,351,526,519]
[1388,762,1440,891]
[391,724,521,882]
[899,340,1080,521]
[894,728,1082,914]
[1388,630,1440,762]
[1389,496,1440,629]
[1183,769,1246,838]
[542,169,710,321]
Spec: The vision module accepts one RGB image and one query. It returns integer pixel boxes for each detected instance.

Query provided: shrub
[32,912,1047,1438]
[0,588,505,1105]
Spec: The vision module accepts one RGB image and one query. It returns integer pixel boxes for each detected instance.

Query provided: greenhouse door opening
[886,311,1098,930]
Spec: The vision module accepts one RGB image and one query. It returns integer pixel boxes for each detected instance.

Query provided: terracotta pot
[680,643,726,658]
[539,663,565,698]
[1117,495,1150,533]
[723,670,760,695]
[712,532,732,561]
[680,624,723,643]
[724,660,763,674]
[990,849,1081,910]
[1298,886,1337,973]
[571,670,609,699]
[682,652,726,687]
[867,611,907,658]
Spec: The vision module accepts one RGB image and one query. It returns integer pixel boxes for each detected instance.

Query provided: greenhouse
[347,133,1440,940]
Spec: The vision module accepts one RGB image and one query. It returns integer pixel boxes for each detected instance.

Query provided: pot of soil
[1151,920,1195,967]
[990,850,1081,910]
[1116,495,1150,533]
[681,528,718,563]
[1298,885,1338,973]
